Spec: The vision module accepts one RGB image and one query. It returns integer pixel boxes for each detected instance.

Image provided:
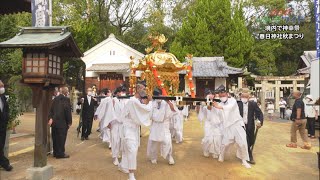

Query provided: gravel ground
[0,111,319,180]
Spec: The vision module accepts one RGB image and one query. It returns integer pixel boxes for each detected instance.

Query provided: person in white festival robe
[212,89,251,169]
[118,88,152,180]
[171,104,188,144]
[94,89,113,148]
[147,89,176,165]
[105,87,128,166]
[197,91,223,158]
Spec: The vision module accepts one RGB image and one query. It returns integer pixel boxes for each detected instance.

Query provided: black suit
[81,96,97,138]
[237,101,264,161]
[49,94,72,157]
[0,95,10,168]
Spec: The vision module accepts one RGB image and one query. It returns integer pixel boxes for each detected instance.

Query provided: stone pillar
[293,80,297,91]
[261,80,267,113]
[238,77,243,89]
[275,81,280,112]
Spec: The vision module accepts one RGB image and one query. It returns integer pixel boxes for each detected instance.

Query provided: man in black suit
[0,80,13,171]
[48,86,72,159]
[81,88,97,141]
[237,92,264,164]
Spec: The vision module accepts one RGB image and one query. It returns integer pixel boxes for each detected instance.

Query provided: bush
[6,89,22,130]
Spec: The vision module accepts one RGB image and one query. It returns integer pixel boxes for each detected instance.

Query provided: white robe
[119,96,152,171]
[171,104,188,143]
[147,100,175,160]
[198,105,223,155]
[95,97,115,143]
[219,97,249,161]
[109,97,128,158]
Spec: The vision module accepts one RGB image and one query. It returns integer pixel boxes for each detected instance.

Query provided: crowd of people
[68,85,264,180]
[1,76,318,177]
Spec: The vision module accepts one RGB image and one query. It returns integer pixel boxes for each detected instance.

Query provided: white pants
[119,125,139,170]
[100,127,111,143]
[147,121,173,160]
[147,139,172,160]
[202,130,222,156]
[110,122,121,158]
[220,122,249,161]
[173,117,184,143]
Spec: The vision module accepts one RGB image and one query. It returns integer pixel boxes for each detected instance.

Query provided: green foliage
[244,0,316,76]
[225,5,254,67]
[121,21,149,53]
[249,40,280,75]
[0,13,31,82]
[170,0,253,67]
[8,75,32,112]
[6,88,23,130]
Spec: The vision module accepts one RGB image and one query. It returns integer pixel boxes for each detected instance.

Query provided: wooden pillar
[275,81,280,112]
[32,86,52,167]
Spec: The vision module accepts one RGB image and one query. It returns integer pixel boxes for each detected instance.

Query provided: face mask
[156,99,162,103]
[0,87,5,94]
[220,97,228,103]
[87,92,92,96]
[241,98,248,104]
[121,93,126,96]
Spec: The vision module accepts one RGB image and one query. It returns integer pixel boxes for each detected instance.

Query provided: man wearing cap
[304,95,318,139]
[147,88,176,165]
[197,90,223,159]
[118,85,152,180]
[212,87,251,169]
[286,90,311,149]
[237,92,264,164]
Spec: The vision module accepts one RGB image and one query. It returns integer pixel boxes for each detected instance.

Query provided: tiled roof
[180,57,243,77]
[0,26,83,57]
[86,63,129,72]
[297,66,310,74]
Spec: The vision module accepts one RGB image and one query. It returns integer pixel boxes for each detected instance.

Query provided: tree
[0,13,31,82]
[170,0,195,32]
[225,4,254,67]
[249,40,280,75]
[110,0,148,35]
[121,21,149,53]
[170,0,252,67]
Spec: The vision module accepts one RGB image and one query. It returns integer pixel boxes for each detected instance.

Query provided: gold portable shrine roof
[134,51,185,72]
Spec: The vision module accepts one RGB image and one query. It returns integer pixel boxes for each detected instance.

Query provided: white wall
[83,37,144,77]
[311,59,319,99]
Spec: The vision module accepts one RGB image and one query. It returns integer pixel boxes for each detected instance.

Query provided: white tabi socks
[218,154,224,162]
[212,154,219,159]
[151,159,157,164]
[242,159,251,169]
[203,151,210,158]
[113,158,119,166]
[168,155,175,165]
[128,173,136,180]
